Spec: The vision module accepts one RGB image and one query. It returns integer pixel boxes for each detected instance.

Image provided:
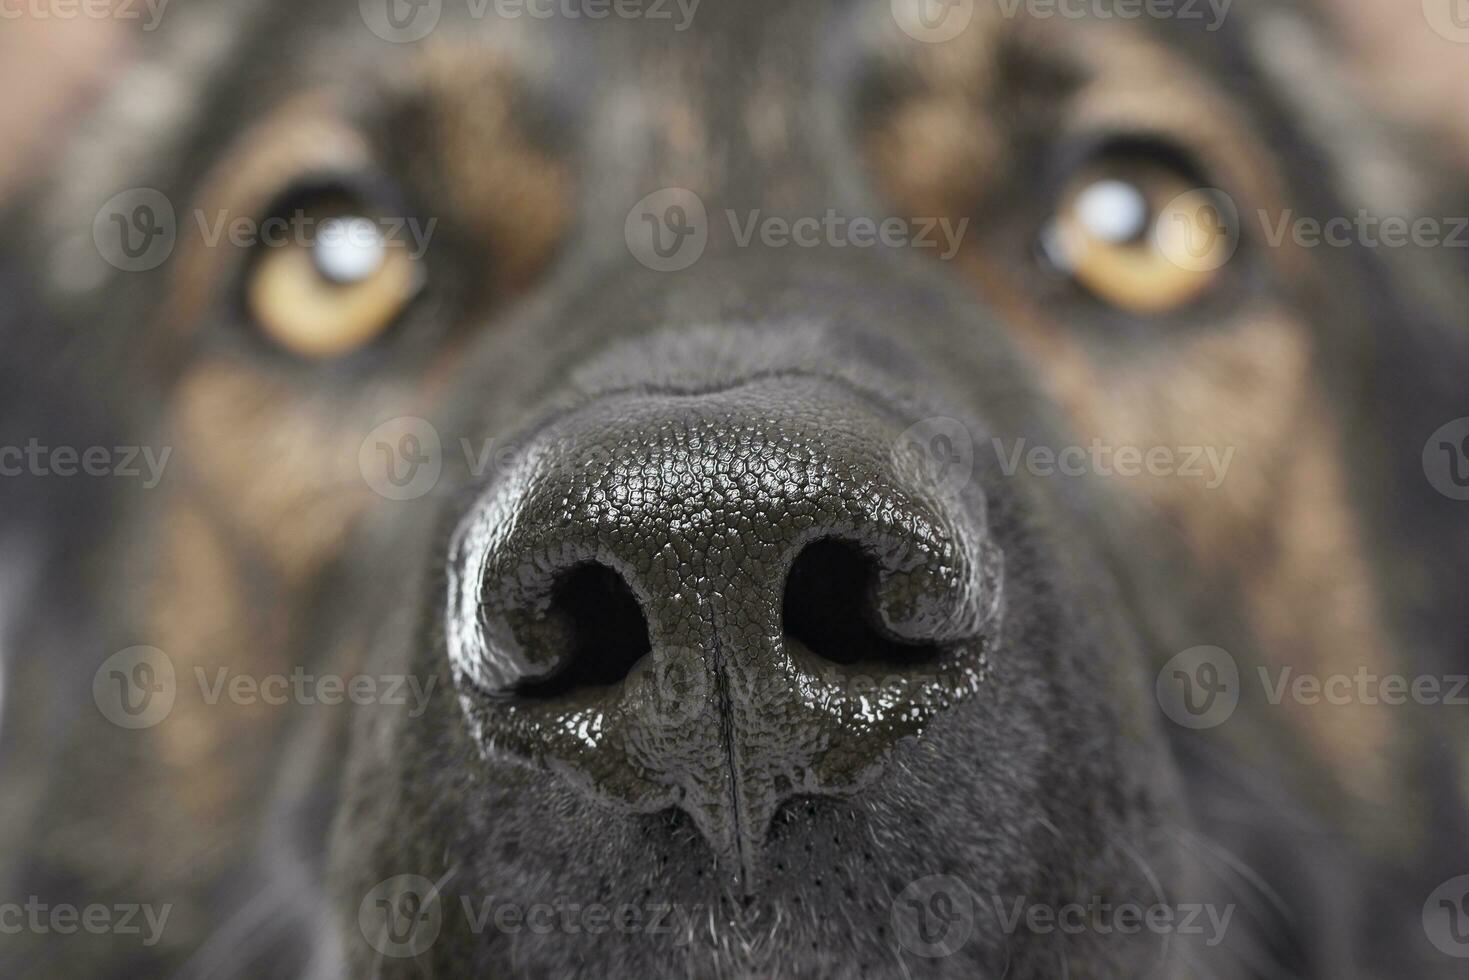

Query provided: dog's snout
[446,375,1003,876]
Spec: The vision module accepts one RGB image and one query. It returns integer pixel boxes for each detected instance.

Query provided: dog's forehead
[39,0,1302,263]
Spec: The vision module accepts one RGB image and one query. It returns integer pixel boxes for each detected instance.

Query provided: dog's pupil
[312,215,384,285]
[1075,179,1149,245]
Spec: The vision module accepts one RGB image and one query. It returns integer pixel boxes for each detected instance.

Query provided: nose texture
[446,375,1003,884]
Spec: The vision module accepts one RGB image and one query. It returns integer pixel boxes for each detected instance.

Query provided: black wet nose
[446,376,1002,878]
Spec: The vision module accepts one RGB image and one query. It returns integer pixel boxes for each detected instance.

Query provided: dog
[2,0,1468,976]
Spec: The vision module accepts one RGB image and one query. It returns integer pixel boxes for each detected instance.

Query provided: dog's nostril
[781,539,943,668]
[512,563,652,699]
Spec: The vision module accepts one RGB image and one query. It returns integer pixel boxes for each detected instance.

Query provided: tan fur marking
[171,359,379,583]
[984,282,1405,828]
[407,43,572,288]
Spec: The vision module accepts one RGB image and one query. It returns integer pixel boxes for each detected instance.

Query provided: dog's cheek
[166,360,379,580]
[976,292,1415,841]
[128,359,408,823]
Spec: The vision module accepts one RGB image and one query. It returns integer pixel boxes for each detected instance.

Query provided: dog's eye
[1041,154,1235,314]
[246,201,423,359]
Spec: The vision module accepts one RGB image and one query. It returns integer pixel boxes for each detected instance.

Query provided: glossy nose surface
[446,376,1003,880]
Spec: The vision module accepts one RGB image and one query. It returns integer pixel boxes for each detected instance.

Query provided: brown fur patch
[405,43,572,289]
[1004,307,1402,818]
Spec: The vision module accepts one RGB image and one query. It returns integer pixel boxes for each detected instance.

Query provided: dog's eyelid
[254,166,414,228]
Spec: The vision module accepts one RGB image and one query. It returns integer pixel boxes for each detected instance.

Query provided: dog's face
[4,1,1469,978]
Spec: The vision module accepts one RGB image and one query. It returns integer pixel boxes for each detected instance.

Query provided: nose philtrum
[446,376,1003,880]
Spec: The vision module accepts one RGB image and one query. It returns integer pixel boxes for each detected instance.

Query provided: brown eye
[246,203,423,359]
[1042,157,1236,314]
